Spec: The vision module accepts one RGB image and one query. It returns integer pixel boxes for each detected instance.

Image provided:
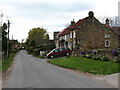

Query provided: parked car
[47,47,72,58]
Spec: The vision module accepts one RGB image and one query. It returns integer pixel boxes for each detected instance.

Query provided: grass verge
[2,53,16,72]
[48,57,120,75]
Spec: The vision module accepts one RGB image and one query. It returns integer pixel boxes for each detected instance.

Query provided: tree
[28,27,49,47]
[98,16,120,27]
[2,23,7,53]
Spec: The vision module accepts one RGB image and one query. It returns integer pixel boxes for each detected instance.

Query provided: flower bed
[78,49,120,63]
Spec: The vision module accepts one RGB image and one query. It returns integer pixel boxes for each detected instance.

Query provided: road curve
[3,50,113,88]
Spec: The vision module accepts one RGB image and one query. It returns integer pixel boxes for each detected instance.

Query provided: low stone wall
[72,49,120,61]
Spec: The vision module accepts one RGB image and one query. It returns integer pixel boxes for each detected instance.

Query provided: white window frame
[105,40,110,47]
[64,35,66,40]
[105,33,110,38]
[70,31,72,38]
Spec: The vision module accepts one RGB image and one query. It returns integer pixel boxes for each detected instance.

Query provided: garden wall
[72,49,120,61]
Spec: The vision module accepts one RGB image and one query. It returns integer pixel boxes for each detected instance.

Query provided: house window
[64,35,66,40]
[73,31,76,38]
[105,40,110,47]
[105,34,110,38]
[62,36,64,40]
[70,31,72,38]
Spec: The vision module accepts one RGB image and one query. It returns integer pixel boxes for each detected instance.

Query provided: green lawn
[2,53,16,72]
[48,57,120,75]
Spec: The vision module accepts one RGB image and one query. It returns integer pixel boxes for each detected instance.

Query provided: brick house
[56,11,120,51]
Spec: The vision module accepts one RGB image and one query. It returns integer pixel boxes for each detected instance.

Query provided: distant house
[54,20,75,49]
[54,32,60,48]
[9,39,20,50]
[56,11,120,51]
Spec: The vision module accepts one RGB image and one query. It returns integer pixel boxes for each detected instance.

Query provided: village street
[3,50,114,88]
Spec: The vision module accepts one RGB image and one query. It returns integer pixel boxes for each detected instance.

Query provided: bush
[92,56,109,61]
[86,54,92,58]
[112,50,118,56]
[32,48,39,56]
[86,50,91,54]
[92,56,99,60]
[92,50,97,55]
[80,51,85,55]
[113,57,120,63]
[81,55,86,57]
[27,46,33,53]
[100,56,109,61]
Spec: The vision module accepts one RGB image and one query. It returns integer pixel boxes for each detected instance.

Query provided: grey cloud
[6,1,94,21]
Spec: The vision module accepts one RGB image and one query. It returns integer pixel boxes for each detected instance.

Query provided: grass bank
[2,53,17,72]
[48,57,120,75]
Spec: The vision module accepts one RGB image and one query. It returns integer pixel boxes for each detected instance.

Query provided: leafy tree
[2,23,7,53]
[28,27,49,46]
[30,39,36,47]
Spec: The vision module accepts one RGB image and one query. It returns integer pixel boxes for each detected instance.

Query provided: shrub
[112,50,118,56]
[27,46,33,53]
[32,48,39,56]
[92,56,101,60]
[81,55,86,57]
[100,56,109,61]
[96,56,101,60]
[92,50,97,55]
[113,57,120,63]
[86,50,91,54]
[92,56,98,60]
[86,54,92,58]
[80,51,85,55]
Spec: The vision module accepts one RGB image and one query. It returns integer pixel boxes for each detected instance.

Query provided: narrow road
[3,50,113,88]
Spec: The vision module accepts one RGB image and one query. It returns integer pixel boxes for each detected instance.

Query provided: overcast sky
[0,0,119,42]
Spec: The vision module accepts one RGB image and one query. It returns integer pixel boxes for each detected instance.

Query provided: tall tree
[2,23,7,53]
[28,27,49,47]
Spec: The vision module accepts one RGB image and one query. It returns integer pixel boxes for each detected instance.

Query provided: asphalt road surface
[3,50,113,88]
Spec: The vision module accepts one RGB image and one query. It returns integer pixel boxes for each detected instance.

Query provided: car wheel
[50,55,54,59]
[66,53,70,56]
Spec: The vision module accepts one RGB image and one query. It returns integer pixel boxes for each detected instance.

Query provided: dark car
[47,47,72,58]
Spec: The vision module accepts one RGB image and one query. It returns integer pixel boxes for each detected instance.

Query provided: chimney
[88,11,94,17]
[105,18,109,25]
[71,19,75,25]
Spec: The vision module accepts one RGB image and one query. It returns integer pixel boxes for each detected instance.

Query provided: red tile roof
[58,17,88,36]
[70,17,88,30]
[58,16,120,37]
[58,27,70,36]
[104,24,120,35]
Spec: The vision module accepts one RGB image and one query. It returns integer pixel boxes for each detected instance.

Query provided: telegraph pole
[7,20,10,57]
